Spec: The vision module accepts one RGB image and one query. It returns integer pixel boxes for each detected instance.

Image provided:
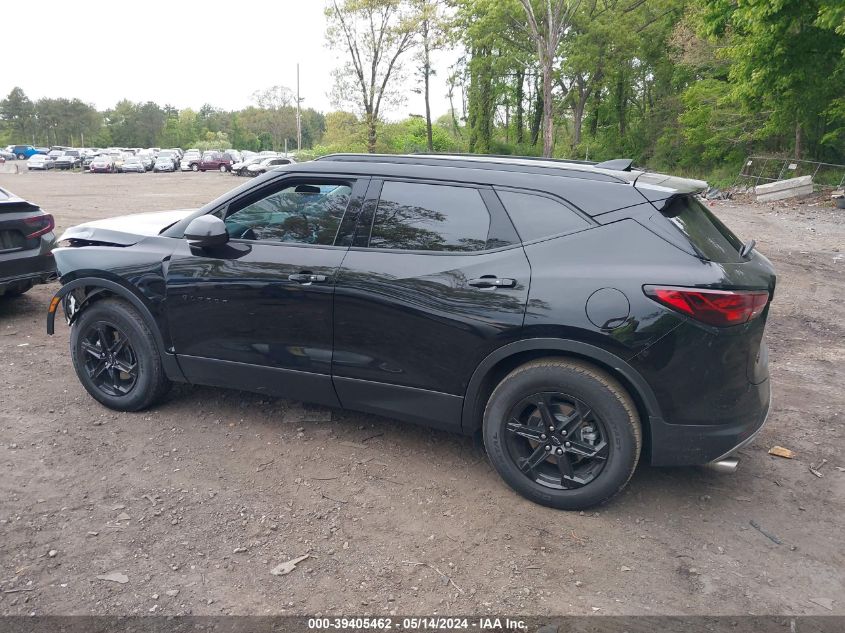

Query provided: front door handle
[288,273,328,284]
[468,276,517,288]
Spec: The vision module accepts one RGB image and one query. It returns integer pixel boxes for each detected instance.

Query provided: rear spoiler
[0,198,40,214]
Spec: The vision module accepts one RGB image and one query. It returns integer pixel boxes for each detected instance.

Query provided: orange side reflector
[48,296,60,313]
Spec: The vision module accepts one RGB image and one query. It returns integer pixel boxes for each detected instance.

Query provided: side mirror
[184,215,229,248]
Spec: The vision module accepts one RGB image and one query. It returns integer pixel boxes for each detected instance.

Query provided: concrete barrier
[755,175,813,202]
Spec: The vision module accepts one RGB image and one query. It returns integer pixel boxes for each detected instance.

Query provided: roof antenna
[595,158,633,171]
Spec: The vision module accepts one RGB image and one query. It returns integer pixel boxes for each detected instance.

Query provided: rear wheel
[219,164,227,173]
[17,153,26,160]
[1,281,32,298]
[70,298,171,411]
[483,358,641,510]
[192,164,199,172]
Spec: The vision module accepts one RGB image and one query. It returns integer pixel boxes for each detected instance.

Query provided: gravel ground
[0,169,843,617]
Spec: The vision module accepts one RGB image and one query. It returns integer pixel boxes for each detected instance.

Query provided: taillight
[23,214,55,239]
[644,286,769,327]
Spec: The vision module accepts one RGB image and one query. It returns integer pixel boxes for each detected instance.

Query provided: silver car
[120,157,146,173]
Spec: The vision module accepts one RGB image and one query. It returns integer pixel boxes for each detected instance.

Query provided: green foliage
[0,86,326,152]
[381,116,458,152]
[698,0,845,159]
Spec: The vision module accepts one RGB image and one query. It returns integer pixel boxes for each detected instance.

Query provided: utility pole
[296,63,302,151]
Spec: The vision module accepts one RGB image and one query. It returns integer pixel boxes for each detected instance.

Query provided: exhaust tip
[706,456,739,474]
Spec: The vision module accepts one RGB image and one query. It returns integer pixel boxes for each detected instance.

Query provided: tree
[326,0,417,152]
[250,86,297,151]
[411,0,453,151]
[1,87,35,141]
[700,0,845,159]
[516,0,581,157]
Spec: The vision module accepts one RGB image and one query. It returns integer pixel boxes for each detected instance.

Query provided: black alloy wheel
[504,392,609,490]
[483,358,641,510]
[70,298,171,411]
[79,321,138,397]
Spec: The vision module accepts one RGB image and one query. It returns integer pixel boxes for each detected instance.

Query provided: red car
[89,155,117,173]
[198,151,233,173]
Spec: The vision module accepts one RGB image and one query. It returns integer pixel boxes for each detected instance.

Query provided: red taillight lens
[23,214,55,239]
[644,286,769,327]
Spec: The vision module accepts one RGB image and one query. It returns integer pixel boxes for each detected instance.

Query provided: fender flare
[460,338,663,432]
[47,276,186,381]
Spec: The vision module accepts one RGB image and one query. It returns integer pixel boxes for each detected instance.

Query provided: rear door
[332,178,530,431]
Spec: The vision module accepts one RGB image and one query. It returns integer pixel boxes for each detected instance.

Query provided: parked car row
[8,143,297,175]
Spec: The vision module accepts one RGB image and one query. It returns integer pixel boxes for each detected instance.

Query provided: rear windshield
[661,196,744,263]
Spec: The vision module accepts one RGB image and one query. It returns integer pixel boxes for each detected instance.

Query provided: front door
[165,176,366,406]
[332,178,531,430]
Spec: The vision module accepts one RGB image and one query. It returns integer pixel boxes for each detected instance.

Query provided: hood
[60,208,195,245]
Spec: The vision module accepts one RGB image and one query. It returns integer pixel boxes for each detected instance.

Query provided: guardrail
[734,156,845,190]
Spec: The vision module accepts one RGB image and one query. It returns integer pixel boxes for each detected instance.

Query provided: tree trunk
[794,120,803,159]
[515,69,524,145]
[541,61,554,157]
[366,111,377,153]
[530,76,543,147]
[423,21,434,152]
[616,73,627,139]
[571,76,589,150]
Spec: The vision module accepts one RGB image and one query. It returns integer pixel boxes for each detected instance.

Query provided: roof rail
[315,153,636,184]
[413,152,599,167]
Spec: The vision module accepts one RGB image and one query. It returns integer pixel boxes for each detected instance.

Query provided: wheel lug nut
[544,445,551,451]
[549,426,555,432]
[540,434,547,440]
[565,442,571,448]
[556,448,564,455]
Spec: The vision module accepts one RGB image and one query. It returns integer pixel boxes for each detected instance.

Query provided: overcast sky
[3,1,462,120]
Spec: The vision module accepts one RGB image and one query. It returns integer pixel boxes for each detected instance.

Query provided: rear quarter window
[496,189,590,242]
[661,196,744,263]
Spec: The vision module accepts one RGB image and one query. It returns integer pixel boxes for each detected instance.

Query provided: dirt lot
[0,169,843,617]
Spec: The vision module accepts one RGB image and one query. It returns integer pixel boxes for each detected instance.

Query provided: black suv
[46,154,775,509]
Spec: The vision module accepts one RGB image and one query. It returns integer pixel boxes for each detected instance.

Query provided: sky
[3,1,462,120]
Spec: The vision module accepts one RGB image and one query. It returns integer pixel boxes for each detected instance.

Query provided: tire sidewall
[70,302,158,411]
[483,364,639,510]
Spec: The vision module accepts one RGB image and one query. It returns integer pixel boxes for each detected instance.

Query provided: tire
[70,298,171,411]
[1,281,32,298]
[17,153,26,160]
[219,164,227,173]
[191,164,199,172]
[483,358,641,510]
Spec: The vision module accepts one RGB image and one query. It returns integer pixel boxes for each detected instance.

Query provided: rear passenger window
[496,190,590,242]
[369,181,490,252]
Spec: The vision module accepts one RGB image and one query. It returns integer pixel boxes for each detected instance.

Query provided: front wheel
[17,153,26,160]
[70,298,171,411]
[483,358,641,510]
[191,164,199,172]
[219,164,227,173]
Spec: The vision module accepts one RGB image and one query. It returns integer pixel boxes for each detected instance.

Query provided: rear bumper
[649,378,771,466]
[0,268,57,293]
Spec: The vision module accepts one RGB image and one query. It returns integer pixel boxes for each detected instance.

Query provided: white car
[245,156,296,176]
[180,151,201,171]
[27,155,53,170]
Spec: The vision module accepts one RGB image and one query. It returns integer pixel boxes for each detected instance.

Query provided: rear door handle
[468,277,517,288]
[288,273,328,284]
